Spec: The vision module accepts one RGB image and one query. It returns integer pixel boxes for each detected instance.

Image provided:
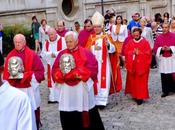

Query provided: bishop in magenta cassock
[153,23,175,97]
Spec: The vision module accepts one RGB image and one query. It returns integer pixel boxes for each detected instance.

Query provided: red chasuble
[3,46,44,88]
[124,38,152,99]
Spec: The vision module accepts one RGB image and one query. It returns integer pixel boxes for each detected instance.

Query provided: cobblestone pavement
[40,68,175,130]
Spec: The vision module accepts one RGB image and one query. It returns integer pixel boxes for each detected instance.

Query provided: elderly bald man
[3,34,45,130]
[41,28,67,103]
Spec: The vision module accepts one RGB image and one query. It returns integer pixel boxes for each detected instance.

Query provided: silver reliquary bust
[8,56,24,79]
[59,53,76,75]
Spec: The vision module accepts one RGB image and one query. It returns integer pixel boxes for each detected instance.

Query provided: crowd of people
[1,10,175,130]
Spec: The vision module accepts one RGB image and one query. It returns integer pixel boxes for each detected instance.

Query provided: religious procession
[1,1,175,130]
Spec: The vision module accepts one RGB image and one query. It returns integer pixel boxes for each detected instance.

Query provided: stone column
[139,0,147,16]
[172,0,175,17]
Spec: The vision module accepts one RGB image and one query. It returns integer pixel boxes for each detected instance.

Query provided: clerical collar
[17,46,25,53]
[163,31,170,35]
[60,29,66,33]
[133,37,143,43]
[49,34,60,43]
[69,45,79,52]
[96,32,104,39]
[96,32,103,36]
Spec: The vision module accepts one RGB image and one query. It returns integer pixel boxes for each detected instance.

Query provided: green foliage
[2,24,34,56]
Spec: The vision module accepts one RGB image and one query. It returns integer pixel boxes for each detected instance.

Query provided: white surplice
[56,79,95,112]
[0,81,36,130]
[156,46,175,73]
[41,35,67,101]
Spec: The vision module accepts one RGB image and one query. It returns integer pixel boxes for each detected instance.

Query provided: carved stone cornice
[84,0,139,5]
[150,0,168,9]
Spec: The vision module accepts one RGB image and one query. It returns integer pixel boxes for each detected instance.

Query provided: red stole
[46,38,62,87]
[101,38,107,88]
[3,47,34,88]
[91,34,107,89]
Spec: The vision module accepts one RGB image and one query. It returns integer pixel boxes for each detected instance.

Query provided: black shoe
[136,99,143,105]
[161,93,168,98]
[48,101,58,104]
[151,65,157,69]
[96,105,105,110]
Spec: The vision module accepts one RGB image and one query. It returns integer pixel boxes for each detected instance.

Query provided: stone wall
[0,0,57,28]
[84,0,174,21]
[0,0,174,29]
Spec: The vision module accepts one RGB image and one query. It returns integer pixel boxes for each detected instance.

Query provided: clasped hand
[133,48,139,55]
[162,46,171,51]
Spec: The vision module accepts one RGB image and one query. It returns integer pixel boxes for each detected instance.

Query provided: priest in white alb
[41,28,67,103]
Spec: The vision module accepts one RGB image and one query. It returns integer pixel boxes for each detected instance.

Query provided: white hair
[64,31,78,41]
[13,34,26,43]
[47,28,57,34]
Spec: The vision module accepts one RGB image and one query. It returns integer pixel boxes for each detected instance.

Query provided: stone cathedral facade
[0,0,174,28]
